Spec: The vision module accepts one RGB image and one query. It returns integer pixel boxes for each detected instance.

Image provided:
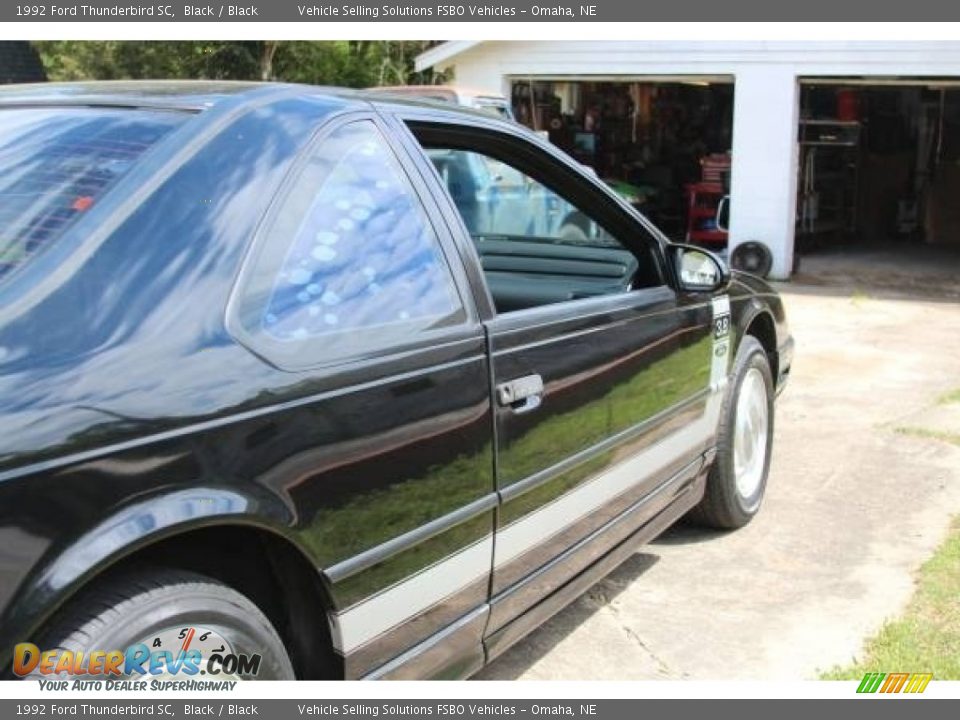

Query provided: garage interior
[797,78,960,273]
[505,74,960,285]
[509,78,734,244]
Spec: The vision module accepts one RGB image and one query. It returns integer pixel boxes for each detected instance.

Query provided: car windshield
[0,107,186,286]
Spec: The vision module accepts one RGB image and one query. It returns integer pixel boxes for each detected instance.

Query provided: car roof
[372,85,459,97]
[373,85,508,101]
[0,80,507,119]
[0,80,376,113]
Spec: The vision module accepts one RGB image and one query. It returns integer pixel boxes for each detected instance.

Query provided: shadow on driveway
[476,518,738,679]
[476,552,661,680]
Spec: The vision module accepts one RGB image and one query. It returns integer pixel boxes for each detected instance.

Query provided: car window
[0,107,185,287]
[426,147,641,314]
[427,148,623,246]
[232,120,466,368]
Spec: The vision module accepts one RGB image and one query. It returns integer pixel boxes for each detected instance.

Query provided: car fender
[729,297,780,373]
[0,485,314,671]
[735,297,769,340]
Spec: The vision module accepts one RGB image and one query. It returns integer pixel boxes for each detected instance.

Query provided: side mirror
[715,195,730,232]
[671,243,731,293]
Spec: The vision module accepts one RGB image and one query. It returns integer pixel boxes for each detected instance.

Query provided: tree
[32,41,449,87]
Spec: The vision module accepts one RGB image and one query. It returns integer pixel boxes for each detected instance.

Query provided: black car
[0,82,793,681]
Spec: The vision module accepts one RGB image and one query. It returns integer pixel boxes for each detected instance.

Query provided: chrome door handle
[496,374,544,414]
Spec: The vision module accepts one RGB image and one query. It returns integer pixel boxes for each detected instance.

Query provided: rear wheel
[38,569,295,680]
[691,335,774,529]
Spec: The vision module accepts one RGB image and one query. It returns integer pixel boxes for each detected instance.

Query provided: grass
[894,426,960,447]
[890,385,960,447]
[939,388,960,406]
[821,517,960,680]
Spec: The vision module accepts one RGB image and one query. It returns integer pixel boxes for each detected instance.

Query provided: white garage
[416,41,960,279]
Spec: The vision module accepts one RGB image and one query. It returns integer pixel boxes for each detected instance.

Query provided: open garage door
[796,77,960,295]
[508,77,734,245]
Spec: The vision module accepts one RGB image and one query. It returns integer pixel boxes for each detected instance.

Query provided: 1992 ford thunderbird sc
[0,82,793,680]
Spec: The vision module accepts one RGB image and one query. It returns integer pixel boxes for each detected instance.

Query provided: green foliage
[894,426,960,447]
[939,387,960,406]
[32,41,448,87]
[272,41,444,87]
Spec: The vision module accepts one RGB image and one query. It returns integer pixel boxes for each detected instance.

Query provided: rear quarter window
[0,107,185,286]
[229,118,467,370]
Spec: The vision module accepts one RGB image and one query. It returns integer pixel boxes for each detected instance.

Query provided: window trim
[387,111,676,323]
[381,113,498,322]
[226,111,480,373]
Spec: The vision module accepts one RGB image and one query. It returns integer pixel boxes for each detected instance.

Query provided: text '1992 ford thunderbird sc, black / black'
[0,82,793,681]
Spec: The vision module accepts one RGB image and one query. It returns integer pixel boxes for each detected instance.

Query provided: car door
[391,114,726,639]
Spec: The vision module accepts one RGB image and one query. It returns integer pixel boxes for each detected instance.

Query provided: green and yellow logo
[857,672,933,694]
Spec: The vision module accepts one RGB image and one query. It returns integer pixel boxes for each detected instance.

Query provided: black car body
[0,82,793,680]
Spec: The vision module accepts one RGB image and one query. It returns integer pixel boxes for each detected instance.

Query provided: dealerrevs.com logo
[13,625,262,689]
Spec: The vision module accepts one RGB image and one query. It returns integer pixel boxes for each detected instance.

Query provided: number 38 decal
[714,315,731,339]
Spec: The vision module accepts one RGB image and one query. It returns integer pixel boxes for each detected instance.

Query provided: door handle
[496,374,544,414]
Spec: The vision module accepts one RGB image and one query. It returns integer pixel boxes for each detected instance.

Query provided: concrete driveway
[478,249,960,680]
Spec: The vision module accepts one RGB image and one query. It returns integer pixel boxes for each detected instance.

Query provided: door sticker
[710,295,731,389]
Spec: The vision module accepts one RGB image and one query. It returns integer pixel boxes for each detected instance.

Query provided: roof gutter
[414,41,481,72]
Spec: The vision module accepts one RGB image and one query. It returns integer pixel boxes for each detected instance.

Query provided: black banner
[2,700,959,720]
[4,0,960,22]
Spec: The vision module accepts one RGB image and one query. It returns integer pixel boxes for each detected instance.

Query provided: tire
[559,220,589,242]
[730,241,774,278]
[37,569,295,680]
[691,335,774,529]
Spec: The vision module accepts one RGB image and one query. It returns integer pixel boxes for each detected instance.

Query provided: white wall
[729,68,799,279]
[427,41,960,279]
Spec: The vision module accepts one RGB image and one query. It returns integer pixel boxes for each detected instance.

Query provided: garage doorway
[508,77,734,243]
[796,78,960,286]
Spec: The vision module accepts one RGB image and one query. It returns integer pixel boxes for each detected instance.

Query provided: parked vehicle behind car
[426,148,613,245]
[0,82,792,681]
[369,84,516,120]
